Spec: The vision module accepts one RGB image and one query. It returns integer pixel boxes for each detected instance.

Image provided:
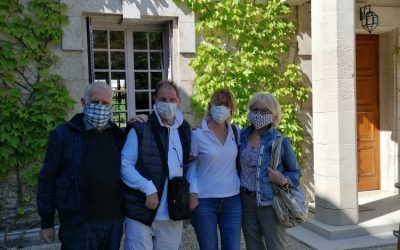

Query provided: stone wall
[0,170,42,232]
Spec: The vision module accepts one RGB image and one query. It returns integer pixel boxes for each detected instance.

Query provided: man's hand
[128,114,149,124]
[268,168,288,186]
[189,192,198,212]
[145,192,159,210]
[40,228,55,244]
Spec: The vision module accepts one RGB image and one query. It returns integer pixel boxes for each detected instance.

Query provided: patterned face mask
[84,103,112,129]
[210,105,231,123]
[156,102,178,120]
[247,112,274,129]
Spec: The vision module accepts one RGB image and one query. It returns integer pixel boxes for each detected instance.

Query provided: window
[90,24,168,127]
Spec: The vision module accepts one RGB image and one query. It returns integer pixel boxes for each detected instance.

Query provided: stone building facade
[1,0,399,246]
[288,0,400,244]
[287,0,400,225]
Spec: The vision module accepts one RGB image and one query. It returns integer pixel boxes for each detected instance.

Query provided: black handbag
[167,176,191,220]
[150,121,191,221]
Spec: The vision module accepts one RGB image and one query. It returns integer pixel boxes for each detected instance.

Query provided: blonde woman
[239,92,301,250]
[187,88,242,250]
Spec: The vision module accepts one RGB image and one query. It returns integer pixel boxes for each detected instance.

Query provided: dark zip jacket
[36,113,125,229]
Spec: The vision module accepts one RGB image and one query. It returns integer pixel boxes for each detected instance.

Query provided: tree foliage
[176,0,309,157]
[0,0,73,216]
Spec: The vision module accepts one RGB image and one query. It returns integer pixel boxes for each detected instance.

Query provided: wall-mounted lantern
[360,2,379,33]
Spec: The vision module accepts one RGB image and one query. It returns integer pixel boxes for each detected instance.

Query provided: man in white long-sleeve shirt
[120,81,191,250]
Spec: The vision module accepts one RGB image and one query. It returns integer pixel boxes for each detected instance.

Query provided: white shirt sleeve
[187,131,199,193]
[121,129,157,196]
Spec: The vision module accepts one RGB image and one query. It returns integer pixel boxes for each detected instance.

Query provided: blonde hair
[206,88,237,117]
[248,92,281,127]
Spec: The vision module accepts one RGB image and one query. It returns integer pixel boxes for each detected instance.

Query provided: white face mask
[156,102,178,120]
[210,105,231,123]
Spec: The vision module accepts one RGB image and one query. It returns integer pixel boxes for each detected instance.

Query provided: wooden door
[356,34,380,191]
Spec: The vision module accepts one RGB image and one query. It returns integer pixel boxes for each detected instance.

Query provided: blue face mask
[84,103,112,129]
[156,102,178,120]
[210,105,231,123]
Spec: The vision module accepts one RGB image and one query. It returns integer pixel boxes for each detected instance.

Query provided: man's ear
[80,98,86,106]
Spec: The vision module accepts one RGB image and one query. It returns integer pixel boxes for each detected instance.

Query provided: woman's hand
[127,114,149,124]
[268,168,288,186]
[189,192,199,212]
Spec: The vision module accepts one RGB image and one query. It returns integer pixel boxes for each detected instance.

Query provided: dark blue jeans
[59,217,123,250]
[191,194,242,250]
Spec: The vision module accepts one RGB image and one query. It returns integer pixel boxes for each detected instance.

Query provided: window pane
[111,72,127,112]
[135,72,148,90]
[94,72,109,83]
[133,32,147,50]
[135,92,149,110]
[134,52,148,69]
[110,31,124,49]
[150,52,163,69]
[149,32,162,50]
[150,72,162,89]
[94,51,108,69]
[112,111,127,128]
[93,30,107,49]
[111,72,126,90]
[112,92,127,112]
[111,52,125,69]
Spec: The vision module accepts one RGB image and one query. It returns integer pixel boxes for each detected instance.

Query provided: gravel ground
[6,223,397,250]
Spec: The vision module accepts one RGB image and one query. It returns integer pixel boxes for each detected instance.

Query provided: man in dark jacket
[37,81,125,249]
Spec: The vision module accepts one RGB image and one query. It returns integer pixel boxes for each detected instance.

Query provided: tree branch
[14,80,33,93]
[15,69,34,88]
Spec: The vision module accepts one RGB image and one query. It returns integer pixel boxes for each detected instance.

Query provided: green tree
[176,0,309,157]
[0,0,73,230]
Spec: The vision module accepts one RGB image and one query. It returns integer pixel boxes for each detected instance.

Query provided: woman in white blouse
[187,88,242,250]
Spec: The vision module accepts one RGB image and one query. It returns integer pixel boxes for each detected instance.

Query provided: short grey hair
[248,92,282,127]
[84,81,112,102]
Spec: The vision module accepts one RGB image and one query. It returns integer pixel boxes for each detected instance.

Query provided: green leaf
[176,0,309,162]
[0,0,73,218]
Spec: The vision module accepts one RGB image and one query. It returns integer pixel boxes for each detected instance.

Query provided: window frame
[89,20,171,126]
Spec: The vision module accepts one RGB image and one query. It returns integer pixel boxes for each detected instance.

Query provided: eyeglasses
[250,108,272,115]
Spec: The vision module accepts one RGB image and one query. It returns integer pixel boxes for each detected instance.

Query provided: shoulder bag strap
[231,124,241,176]
[270,136,284,193]
[270,136,284,171]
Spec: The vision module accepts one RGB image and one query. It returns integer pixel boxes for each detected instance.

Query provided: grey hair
[248,92,282,127]
[84,81,112,102]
